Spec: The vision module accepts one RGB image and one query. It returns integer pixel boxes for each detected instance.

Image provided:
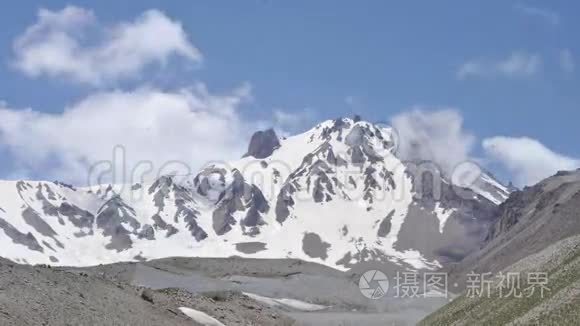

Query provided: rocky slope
[420,234,580,325]
[0,118,510,271]
[420,170,580,325]
[0,257,293,325]
[445,169,580,288]
[0,255,449,326]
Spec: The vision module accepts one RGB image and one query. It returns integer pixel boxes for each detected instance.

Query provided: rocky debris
[154,289,295,326]
[0,257,299,326]
[141,288,155,303]
[0,260,194,325]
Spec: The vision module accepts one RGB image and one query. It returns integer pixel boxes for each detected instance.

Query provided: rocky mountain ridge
[0,118,510,270]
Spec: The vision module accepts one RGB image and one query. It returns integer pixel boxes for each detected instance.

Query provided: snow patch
[243,292,327,311]
[434,203,455,234]
[178,307,225,326]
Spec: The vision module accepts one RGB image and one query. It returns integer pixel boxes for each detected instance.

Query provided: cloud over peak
[13,6,201,86]
[0,84,253,184]
[390,108,476,177]
[391,109,579,187]
[483,136,579,186]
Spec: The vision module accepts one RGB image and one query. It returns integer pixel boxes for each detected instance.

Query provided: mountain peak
[243,128,281,159]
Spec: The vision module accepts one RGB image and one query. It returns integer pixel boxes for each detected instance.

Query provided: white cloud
[273,108,315,136]
[391,109,580,187]
[483,136,579,186]
[515,4,560,25]
[560,49,575,74]
[13,6,201,86]
[390,108,476,177]
[457,52,541,79]
[0,83,254,184]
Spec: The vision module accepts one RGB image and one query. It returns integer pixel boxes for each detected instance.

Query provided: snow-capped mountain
[0,118,510,270]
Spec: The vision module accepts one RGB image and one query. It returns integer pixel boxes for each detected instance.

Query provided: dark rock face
[21,207,58,240]
[275,182,297,224]
[57,203,94,232]
[0,216,44,252]
[95,196,141,251]
[335,247,398,269]
[193,167,228,201]
[302,232,331,260]
[243,129,280,159]
[377,210,394,237]
[175,188,208,241]
[395,162,500,264]
[14,182,94,248]
[484,188,534,241]
[235,241,267,254]
[320,118,351,141]
[138,225,155,240]
[274,119,400,224]
[148,176,207,241]
[212,170,270,236]
[17,182,94,236]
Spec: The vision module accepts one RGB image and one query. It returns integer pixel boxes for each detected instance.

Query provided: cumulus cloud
[483,136,579,186]
[390,109,476,177]
[390,109,580,187]
[560,49,575,74]
[13,6,201,86]
[457,52,541,79]
[514,3,560,25]
[0,83,254,184]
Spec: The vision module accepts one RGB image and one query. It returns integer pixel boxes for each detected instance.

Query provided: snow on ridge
[434,203,455,234]
[0,118,504,271]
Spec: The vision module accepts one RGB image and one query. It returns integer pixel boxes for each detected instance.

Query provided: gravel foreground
[0,257,293,326]
[0,256,446,325]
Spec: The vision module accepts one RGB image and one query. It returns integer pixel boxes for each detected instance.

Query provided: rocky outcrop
[212,170,270,236]
[243,129,281,159]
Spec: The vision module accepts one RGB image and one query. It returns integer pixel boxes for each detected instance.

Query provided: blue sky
[0,1,578,186]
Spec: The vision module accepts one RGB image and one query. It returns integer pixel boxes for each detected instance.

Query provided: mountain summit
[0,118,510,270]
